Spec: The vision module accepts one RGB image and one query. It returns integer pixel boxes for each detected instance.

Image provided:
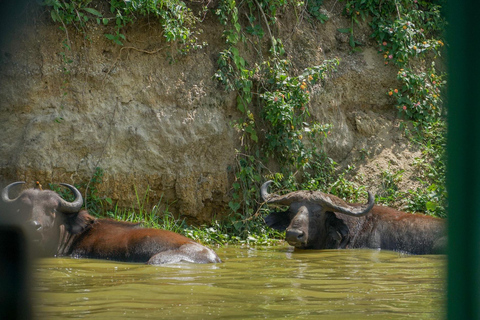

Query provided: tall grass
[104,186,285,246]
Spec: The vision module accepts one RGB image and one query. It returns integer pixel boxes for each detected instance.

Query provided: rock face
[0,1,419,223]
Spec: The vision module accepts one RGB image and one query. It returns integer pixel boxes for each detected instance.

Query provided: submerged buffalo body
[261,181,445,254]
[1,182,221,264]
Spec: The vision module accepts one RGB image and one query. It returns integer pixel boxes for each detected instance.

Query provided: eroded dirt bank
[0,1,422,223]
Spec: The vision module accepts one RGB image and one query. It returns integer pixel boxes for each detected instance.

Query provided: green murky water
[33,245,445,319]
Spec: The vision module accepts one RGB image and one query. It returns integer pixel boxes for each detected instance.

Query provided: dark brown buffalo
[261,181,445,254]
[1,182,221,264]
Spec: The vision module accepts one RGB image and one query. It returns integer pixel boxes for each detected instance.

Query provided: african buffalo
[1,182,221,264]
[261,181,445,254]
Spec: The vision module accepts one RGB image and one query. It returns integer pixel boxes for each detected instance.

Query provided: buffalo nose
[286,229,305,243]
[28,220,42,231]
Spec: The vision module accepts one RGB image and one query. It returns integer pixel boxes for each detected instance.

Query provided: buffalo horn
[260,180,275,202]
[57,183,83,213]
[1,181,26,203]
[260,180,375,217]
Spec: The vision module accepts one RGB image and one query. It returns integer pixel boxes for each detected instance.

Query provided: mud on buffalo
[1,182,221,264]
[261,180,445,255]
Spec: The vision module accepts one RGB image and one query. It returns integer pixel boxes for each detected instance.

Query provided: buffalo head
[1,181,85,255]
[261,180,375,249]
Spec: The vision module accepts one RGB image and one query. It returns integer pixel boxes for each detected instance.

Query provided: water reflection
[33,246,445,319]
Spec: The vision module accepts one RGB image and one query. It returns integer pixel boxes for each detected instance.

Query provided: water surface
[33,245,445,319]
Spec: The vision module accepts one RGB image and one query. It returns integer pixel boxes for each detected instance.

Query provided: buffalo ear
[64,210,95,234]
[325,212,349,249]
[264,210,291,231]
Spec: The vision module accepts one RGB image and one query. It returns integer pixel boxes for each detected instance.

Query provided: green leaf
[236,96,245,113]
[426,201,438,211]
[337,28,351,33]
[349,34,355,48]
[250,132,258,142]
[233,221,243,231]
[230,46,239,57]
[229,201,241,213]
[245,126,258,142]
[51,10,60,23]
[83,8,102,17]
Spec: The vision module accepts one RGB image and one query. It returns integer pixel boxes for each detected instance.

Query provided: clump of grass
[106,186,187,234]
[185,212,285,247]
[376,168,405,205]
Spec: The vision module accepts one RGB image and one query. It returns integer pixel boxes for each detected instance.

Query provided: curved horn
[1,181,26,203]
[307,190,375,217]
[261,180,306,206]
[57,183,83,213]
[260,180,375,217]
[260,180,275,202]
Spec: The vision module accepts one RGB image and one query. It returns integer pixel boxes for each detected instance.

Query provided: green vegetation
[108,204,284,246]
[40,0,447,244]
[406,120,447,217]
[213,0,341,226]
[343,0,445,66]
[390,63,446,123]
[51,167,283,246]
[372,120,447,219]
[49,167,112,216]
[42,0,203,51]
[339,0,447,216]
